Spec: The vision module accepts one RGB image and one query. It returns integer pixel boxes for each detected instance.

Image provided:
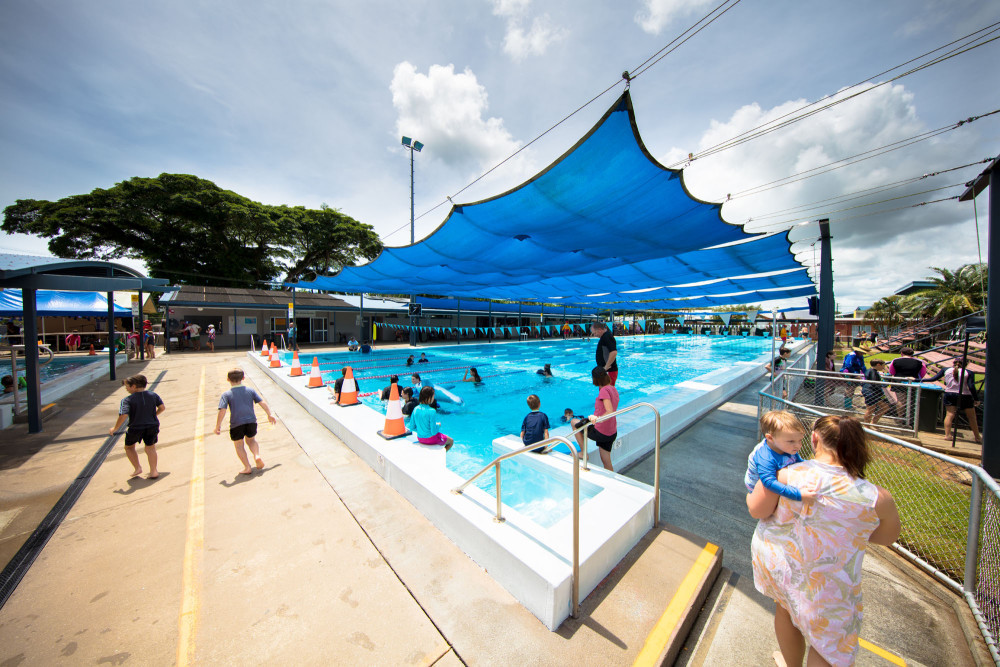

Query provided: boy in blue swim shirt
[745,410,817,502]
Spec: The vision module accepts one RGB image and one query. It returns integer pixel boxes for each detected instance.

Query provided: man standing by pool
[591,321,619,385]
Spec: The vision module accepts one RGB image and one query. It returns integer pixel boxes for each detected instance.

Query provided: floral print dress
[752,459,880,666]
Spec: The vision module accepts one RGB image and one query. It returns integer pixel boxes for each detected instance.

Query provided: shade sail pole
[817,219,835,370]
[457,298,461,345]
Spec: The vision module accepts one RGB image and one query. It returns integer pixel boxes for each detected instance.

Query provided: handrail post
[494,462,505,523]
[572,447,580,617]
[653,408,661,525]
[965,475,983,594]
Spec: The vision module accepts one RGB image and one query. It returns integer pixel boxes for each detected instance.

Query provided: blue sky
[1,0,998,309]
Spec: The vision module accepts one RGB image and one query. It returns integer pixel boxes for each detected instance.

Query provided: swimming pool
[7,355,104,383]
[287,334,774,526]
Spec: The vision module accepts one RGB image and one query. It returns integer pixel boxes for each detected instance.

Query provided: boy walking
[521,394,550,453]
[214,368,277,475]
[110,374,164,479]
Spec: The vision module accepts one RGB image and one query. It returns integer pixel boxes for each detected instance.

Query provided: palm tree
[903,264,987,321]
[864,295,907,336]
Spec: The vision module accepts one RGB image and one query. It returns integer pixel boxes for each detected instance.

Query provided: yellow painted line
[860,638,907,665]
[177,367,206,667]
[633,542,720,667]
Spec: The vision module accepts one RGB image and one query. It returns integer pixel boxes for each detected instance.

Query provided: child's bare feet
[254,456,264,470]
[130,468,143,478]
[239,468,253,475]
[147,472,159,479]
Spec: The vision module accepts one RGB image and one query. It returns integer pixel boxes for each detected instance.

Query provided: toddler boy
[214,368,277,475]
[744,410,816,502]
[109,374,164,479]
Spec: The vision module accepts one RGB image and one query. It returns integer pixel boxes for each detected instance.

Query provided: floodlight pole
[403,136,423,347]
[960,155,998,475]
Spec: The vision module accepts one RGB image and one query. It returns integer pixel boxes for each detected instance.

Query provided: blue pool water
[293,335,772,526]
[9,356,103,383]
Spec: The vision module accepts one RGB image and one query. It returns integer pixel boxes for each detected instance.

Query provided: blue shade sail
[0,289,131,316]
[292,91,810,301]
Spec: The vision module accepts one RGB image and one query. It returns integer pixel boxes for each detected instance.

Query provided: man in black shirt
[591,321,619,385]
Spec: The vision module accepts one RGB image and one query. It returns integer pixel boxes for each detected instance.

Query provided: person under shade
[571,366,619,471]
[407,386,454,450]
[521,394,550,453]
[747,415,901,667]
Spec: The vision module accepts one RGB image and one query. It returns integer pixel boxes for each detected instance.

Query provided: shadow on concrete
[113,472,172,495]
[219,463,282,487]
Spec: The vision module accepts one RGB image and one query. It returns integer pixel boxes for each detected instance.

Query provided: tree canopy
[2,173,382,287]
[902,264,987,321]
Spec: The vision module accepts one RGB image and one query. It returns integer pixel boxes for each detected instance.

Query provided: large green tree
[2,173,382,287]
[902,263,987,321]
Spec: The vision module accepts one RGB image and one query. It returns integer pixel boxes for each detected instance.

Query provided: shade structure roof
[0,289,131,317]
[291,91,810,304]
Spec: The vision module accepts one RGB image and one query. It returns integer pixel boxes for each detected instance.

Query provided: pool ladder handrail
[450,400,663,620]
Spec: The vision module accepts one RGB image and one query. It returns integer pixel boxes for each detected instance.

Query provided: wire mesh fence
[758,390,1000,662]
[775,369,925,437]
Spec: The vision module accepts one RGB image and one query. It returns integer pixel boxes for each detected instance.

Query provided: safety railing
[772,368,926,438]
[450,401,662,619]
[7,344,54,418]
[758,390,1000,663]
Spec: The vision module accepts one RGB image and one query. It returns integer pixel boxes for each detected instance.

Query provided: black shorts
[586,424,617,452]
[944,393,974,410]
[125,426,159,447]
[230,422,258,441]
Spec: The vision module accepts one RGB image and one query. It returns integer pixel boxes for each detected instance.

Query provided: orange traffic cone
[378,382,411,439]
[337,366,360,407]
[261,339,269,357]
[288,350,302,376]
[269,344,281,368]
[307,357,324,388]
[88,344,96,356]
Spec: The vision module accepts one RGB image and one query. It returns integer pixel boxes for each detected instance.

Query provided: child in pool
[408,386,453,450]
[744,410,818,502]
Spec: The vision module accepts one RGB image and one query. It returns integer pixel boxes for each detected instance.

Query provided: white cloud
[663,82,986,308]
[390,61,522,172]
[635,0,716,35]
[490,0,566,61]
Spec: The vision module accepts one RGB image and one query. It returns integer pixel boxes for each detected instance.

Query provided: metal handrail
[452,434,583,616]
[450,400,664,620]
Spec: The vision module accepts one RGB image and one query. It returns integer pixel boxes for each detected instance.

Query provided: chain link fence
[771,368,928,438]
[758,390,999,662]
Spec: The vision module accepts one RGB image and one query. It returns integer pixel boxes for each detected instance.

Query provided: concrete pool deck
[0,347,989,664]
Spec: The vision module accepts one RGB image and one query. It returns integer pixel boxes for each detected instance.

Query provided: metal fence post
[494,462,505,523]
[965,475,983,594]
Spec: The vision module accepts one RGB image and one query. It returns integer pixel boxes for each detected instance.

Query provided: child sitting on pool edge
[407,386,453,450]
[521,394,550,453]
[744,410,818,503]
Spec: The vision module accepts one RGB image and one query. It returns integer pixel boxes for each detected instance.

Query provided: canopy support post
[22,288,43,433]
[107,287,116,382]
[457,298,461,345]
[138,289,144,360]
[488,300,493,343]
[817,218,835,370]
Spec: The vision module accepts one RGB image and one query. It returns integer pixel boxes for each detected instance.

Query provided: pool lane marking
[177,366,206,667]
[859,638,906,665]
[632,542,719,667]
